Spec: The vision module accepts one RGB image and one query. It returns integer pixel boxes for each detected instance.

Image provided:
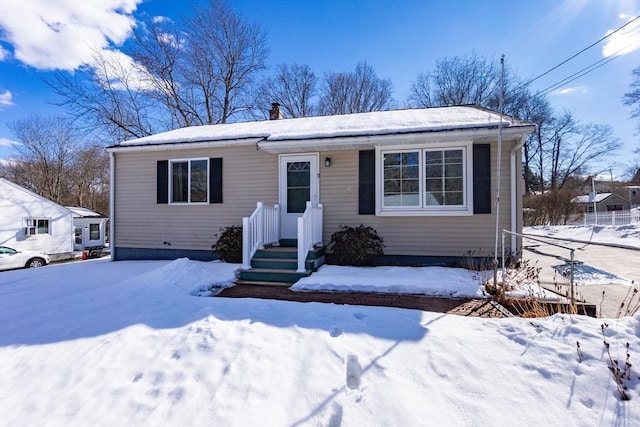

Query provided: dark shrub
[328,224,385,266]
[212,225,242,263]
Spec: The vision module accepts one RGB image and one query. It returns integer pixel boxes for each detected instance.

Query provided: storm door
[278,154,319,238]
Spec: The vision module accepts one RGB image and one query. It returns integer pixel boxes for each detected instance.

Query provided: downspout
[493,55,505,265]
[109,151,115,261]
[510,135,526,252]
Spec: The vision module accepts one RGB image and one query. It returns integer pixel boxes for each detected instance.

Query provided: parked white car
[0,246,50,271]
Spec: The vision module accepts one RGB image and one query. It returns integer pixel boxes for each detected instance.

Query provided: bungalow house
[107,105,534,282]
[572,193,630,213]
[0,178,108,260]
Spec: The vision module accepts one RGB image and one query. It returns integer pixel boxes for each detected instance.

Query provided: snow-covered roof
[112,106,534,149]
[572,193,613,204]
[67,207,105,218]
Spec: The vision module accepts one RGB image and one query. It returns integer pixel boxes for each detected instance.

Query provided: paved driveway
[522,236,639,318]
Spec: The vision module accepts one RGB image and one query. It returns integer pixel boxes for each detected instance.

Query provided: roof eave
[106,123,536,154]
[106,136,264,153]
[258,124,536,153]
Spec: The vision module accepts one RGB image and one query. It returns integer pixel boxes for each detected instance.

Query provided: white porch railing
[242,202,280,269]
[297,201,323,273]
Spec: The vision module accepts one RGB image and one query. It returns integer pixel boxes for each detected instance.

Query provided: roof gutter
[109,151,115,261]
[106,137,264,153]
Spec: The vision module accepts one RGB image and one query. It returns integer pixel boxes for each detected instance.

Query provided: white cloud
[602,16,640,57]
[0,90,14,108]
[0,0,143,70]
[0,44,8,61]
[93,48,157,92]
[152,16,172,24]
[0,137,19,147]
[554,86,588,95]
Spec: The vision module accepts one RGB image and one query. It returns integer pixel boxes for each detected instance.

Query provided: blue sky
[0,0,639,178]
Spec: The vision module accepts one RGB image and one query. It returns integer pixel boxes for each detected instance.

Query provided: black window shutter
[210,158,223,204]
[359,150,375,215]
[473,144,491,214]
[157,160,168,204]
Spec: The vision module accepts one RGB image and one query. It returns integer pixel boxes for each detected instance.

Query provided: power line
[521,15,639,88]
[536,41,637,96]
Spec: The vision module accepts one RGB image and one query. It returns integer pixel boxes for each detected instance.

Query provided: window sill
[376,208,473,217]
[168,202,209,206]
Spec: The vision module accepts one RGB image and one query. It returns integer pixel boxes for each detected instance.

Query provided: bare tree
[406,53,622,194]
[48,49,159,142]
[183,0,269,123]
[546,114,620,190]
[2,115,110,212]
[6,116,80,203]
[318,62,394,115]
[256,63,317,118]
[66,146,110,214]
[547,111,578,190]
[521,96,553,193]
[47,0,268,142]
[409,53,498,107]
[130,19,198,129]
[623,65,640,134]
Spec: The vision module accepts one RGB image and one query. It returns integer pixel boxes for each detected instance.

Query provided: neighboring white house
[0,178,108,260]
[68,207,108,251]
[0,178,74,260]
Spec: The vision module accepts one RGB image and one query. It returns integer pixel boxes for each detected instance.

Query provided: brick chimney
[269,102,282,120]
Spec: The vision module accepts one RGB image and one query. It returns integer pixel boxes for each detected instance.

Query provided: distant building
[620,185,639,206]
[572,192,630,213]
[67,207,108,251]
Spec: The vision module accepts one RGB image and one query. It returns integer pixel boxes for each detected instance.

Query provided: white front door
[279,154,319,239]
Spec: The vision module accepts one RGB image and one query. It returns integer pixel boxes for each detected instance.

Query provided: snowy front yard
[0,258,638,426]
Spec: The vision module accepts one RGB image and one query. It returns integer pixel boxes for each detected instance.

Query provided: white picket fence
[583,208,639,226]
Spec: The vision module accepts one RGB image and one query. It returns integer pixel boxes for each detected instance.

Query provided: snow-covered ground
[525,224,640,249]
[1,257,638,426]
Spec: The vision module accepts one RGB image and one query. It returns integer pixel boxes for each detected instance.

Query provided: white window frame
[89,223,101,241]
[24,217,52,236]
[375,142,474,216]
[169,158,209,205]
